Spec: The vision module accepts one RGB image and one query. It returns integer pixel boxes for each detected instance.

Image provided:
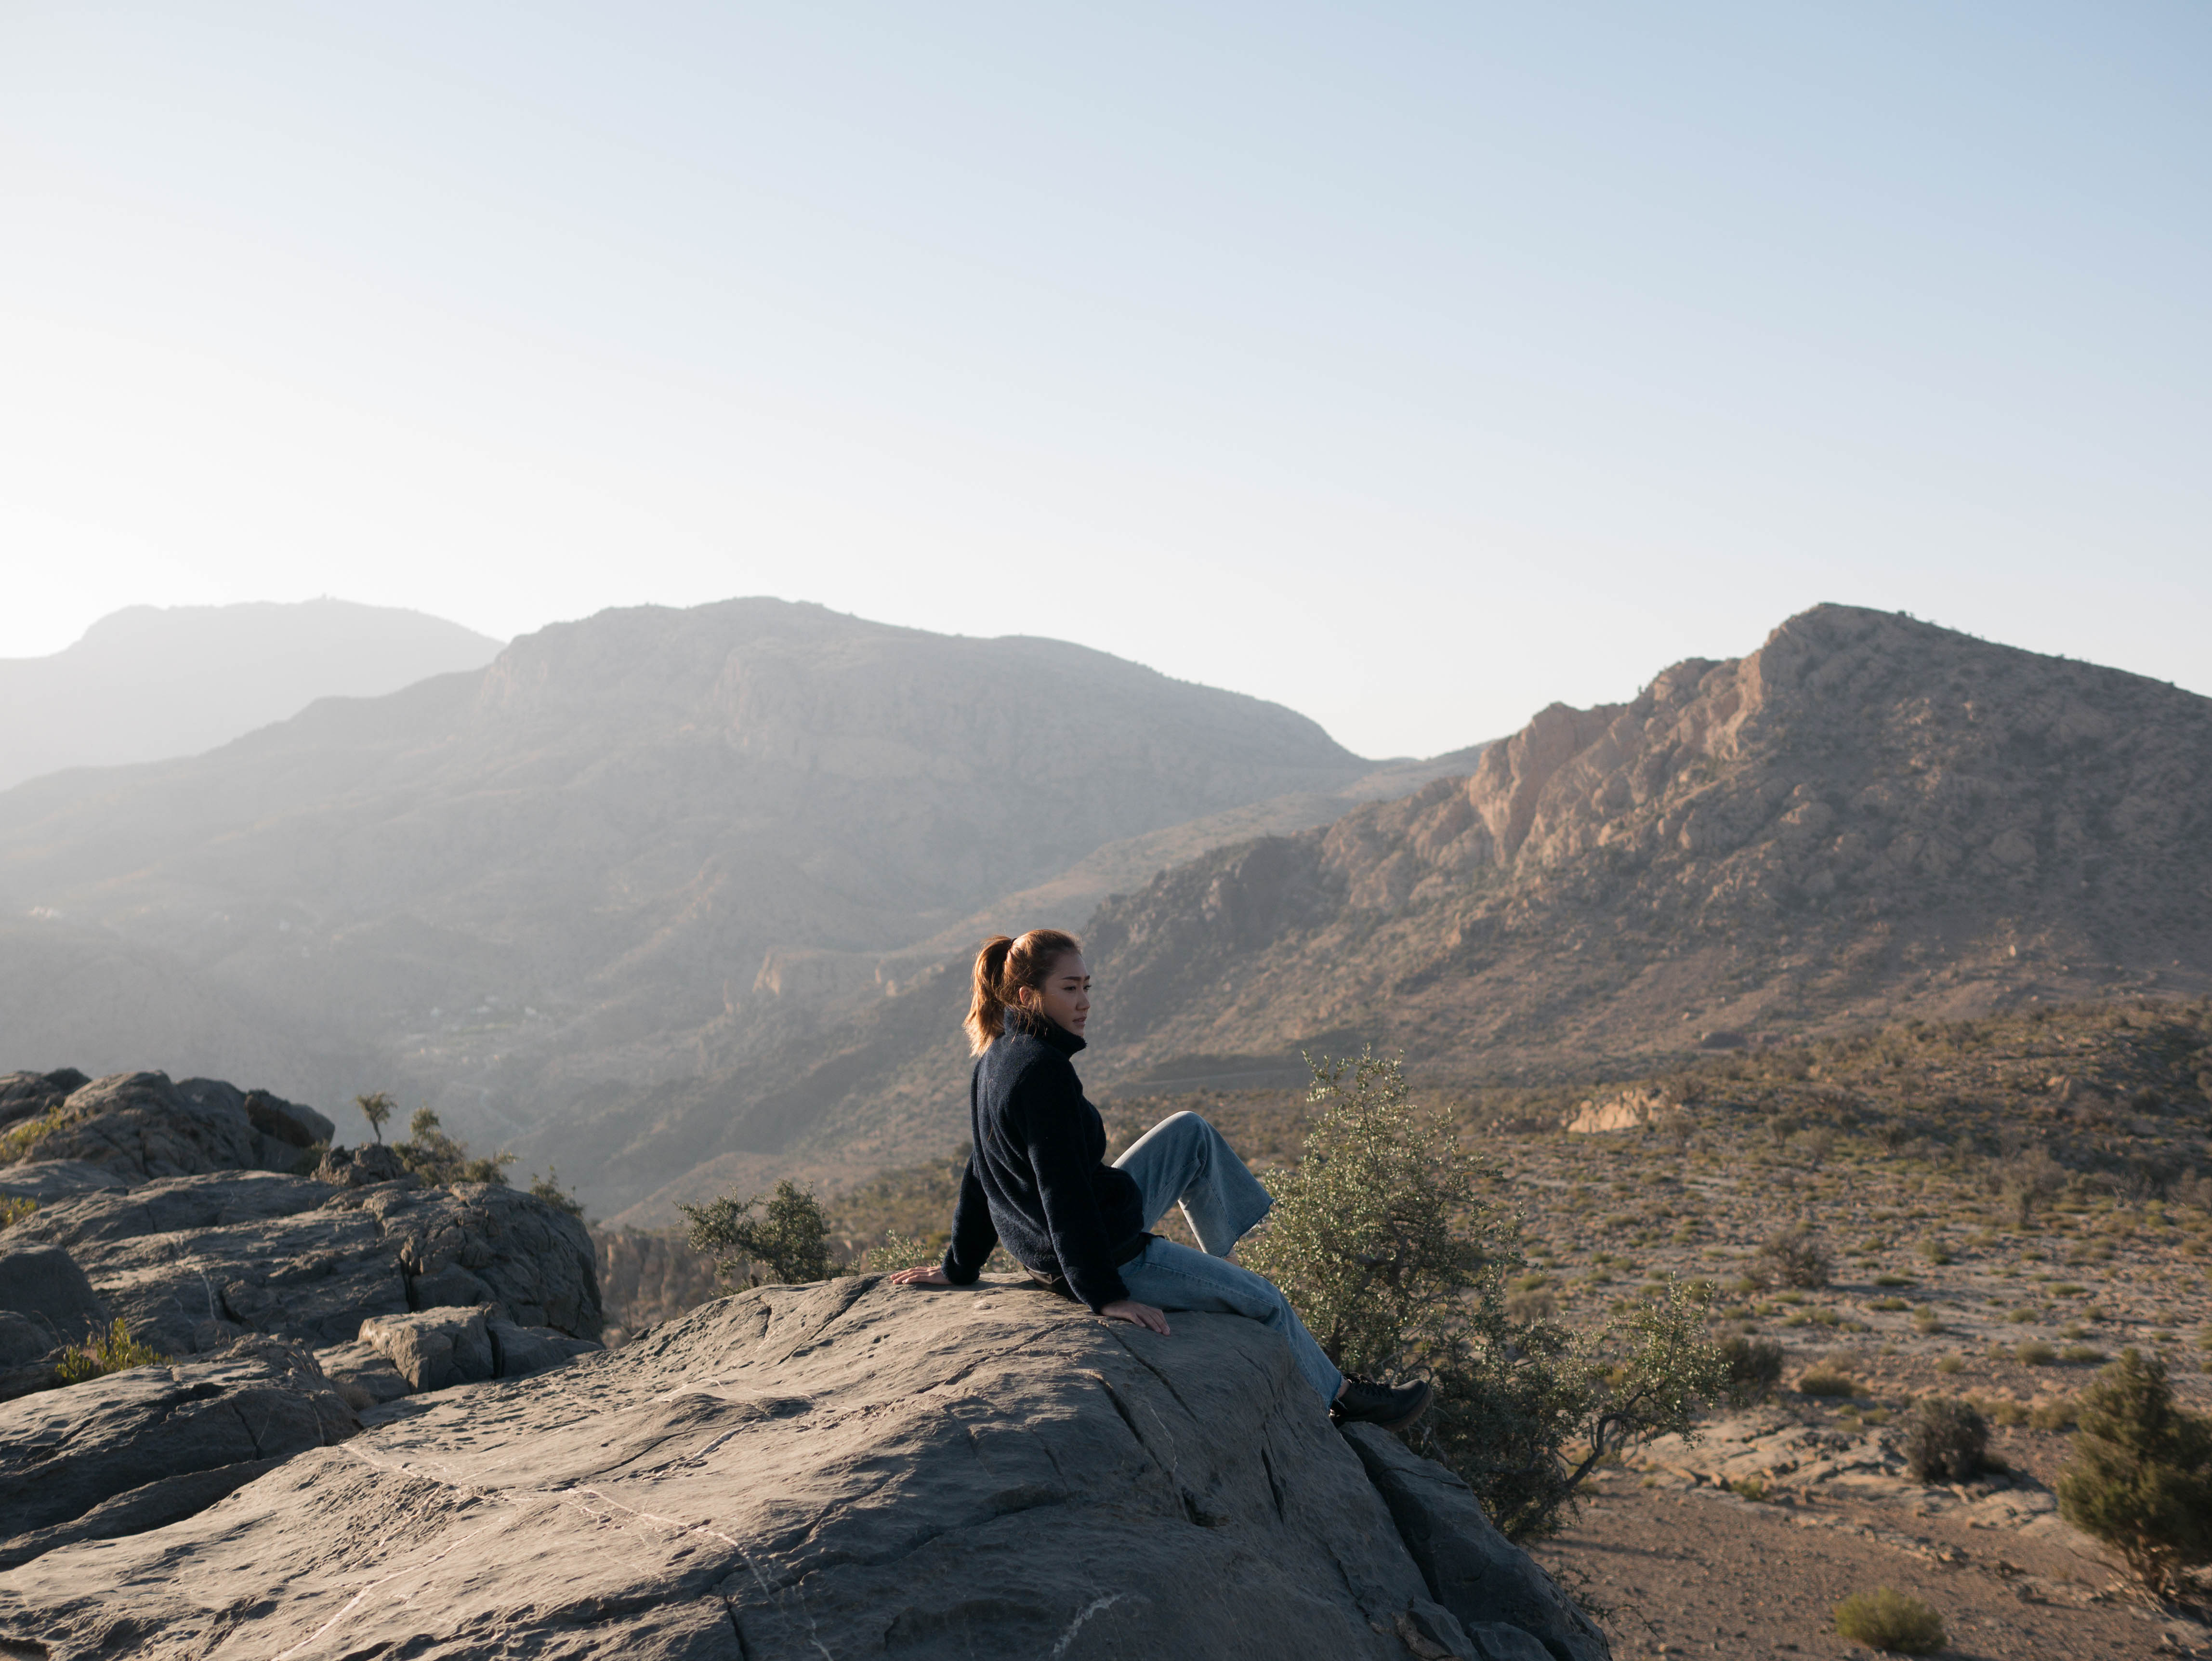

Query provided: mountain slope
[0,599,1384,1178]
[0,599,502,791]
[1080,604,2212,1084]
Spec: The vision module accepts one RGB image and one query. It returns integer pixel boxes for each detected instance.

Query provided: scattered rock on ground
[0,1334,356,1571]
[0,1276,1600,1660]
[316,1142,413,1187]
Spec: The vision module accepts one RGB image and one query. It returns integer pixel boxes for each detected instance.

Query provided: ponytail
[964,928,1082,1054]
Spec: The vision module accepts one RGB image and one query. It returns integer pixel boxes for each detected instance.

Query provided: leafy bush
[2016,1339,2058,1366]
[395,1107,515,1187]
[1902,1396,1987,1482]
[2056,1349,2212,1597]
[1245,1052,1726,1543]
[0,1196,36,1230]
[682,1179,833,1286]
[1718,1335,1784,1404]
[1751,1224,1832,1290]
[1797,1364,1862,1398]
[56,1318,166,1384]
[1832,1589,1945,1654]
[527,1168,586,1219]
[2029,1396,2079,1431]
[861,1231,939,1272]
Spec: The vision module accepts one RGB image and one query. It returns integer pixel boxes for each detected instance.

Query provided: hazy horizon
[5,4,2206,757]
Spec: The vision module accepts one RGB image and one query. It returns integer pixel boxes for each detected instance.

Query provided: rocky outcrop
[11,1169,602,1358]
[0,1334,357,1570]
[1563,1087,1675,1134]
[1345,1424,1609,1661]
[0,1244,105,1351]
[0,1070,332,1183]
[0,1159,124,1203]
[1085,605,2212,1081]
[0,1069,87,1134]
[0,1276,1606,1659]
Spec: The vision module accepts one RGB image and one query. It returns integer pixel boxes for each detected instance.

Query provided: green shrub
[2060,1344,2107,1364]
[1869,1297,1909,1312]
[861,1231,939,1272]
[55,1318,166,1384]
[527,1168,586,1219]
[395,1107,515,1187]
[2029,1396,2079,1431]
[0,1196,37,1230]
[681,1179,832,1287]
[2017,1340,2058,1366]
[1798,1364,1862,1398]
[1935,1356,1963,1375]
[1717,1334,1784,1403]
[1246,1052,1726,1543]
[2056,1349,2212,1597]
[1902,1396,1987,1482]
[1833,1589,1945,1654]
[1873,1274,1914,1287]
[1752,1224,1832,1290]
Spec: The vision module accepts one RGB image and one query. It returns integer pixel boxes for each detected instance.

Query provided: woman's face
[1018,951,1091,1036]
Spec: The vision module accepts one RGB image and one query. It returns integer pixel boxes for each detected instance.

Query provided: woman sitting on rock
[889,928,1430,1430]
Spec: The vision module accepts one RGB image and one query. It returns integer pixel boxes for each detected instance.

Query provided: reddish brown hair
[965,929,1083,1054]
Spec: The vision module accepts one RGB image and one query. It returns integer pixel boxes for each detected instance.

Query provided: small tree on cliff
[1242,1051,1728,1542]
[354,1090,395,1145]
[682,1179,833,1286]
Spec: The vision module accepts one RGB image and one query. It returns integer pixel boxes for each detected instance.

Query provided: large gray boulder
[356,1304,602,1391]
[0,1071,324,1183]
[11,1170,601,1359]
[0,1277,1595,1659]
[1343,1422,1611,1661]
[0,1244,105,1350]
[0,1334,356,1570]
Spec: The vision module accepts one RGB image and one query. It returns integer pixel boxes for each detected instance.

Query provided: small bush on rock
[1902,1396,1987,1482]
[683,1179,833,1286]
[1244,1051,1727,1543]
[0,1196,37,1229]
[528,1168,586,1219]
[395,1107,515,1187]
[2056,1348,2212,1598]
[1833,1588,1945,1654]
[56,1318,166,1384]
[862,1231,939,1272]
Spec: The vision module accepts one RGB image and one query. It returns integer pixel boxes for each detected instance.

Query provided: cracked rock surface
[0,1275,1600,1661]
[0,1333,357,1571]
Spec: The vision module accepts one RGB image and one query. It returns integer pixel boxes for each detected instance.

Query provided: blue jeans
[1110,1112,1344,1411]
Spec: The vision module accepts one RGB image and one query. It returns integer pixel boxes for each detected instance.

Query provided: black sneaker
[1331,1374,1433,1431]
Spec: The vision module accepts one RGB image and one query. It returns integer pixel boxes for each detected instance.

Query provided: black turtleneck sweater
[940,1012,1145,1311]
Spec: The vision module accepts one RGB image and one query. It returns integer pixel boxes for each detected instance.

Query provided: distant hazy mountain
[0,600,503,790]
[583,604,2212,1225]
[0,598,1409,1198]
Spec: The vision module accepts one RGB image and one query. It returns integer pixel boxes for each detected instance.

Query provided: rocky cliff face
[0,1275,1607,1661]
[1084,605,2212,1082]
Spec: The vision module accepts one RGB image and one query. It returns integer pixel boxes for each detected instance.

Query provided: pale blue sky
[3,3,2206,757]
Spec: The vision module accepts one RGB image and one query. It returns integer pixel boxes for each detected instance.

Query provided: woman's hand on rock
[885,1265,950,1286]
[1101,1299,1170,1335]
